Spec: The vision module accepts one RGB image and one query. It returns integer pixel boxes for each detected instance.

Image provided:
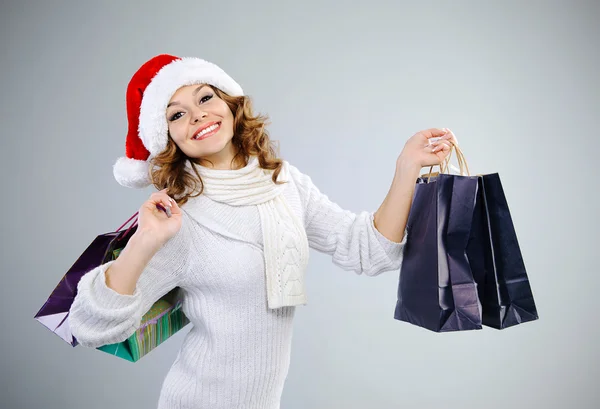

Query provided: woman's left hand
[396,128,458,173]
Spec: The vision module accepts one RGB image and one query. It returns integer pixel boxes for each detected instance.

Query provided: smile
[193,122,221,140]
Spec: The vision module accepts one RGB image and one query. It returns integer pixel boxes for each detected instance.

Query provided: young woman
[69,54,455,409]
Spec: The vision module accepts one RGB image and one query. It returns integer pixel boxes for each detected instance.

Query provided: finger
[167,196,181,216]
[155,202,172,218]
[431,140,452,153]
[421,128,449,140]
[150,192,171,209]
[162,194,182,217]
[150,191,177,214]
[442,129,458,145]
[429,138,452,147]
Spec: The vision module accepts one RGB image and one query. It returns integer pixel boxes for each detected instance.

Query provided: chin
[185,134,234,159]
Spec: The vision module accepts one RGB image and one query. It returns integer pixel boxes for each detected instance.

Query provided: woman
[69,54,455,409]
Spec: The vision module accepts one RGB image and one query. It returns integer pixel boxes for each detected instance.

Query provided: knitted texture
[68,161,407,409]
[194,157,309,308]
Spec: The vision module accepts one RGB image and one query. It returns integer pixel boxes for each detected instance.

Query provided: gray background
[1,0,598,408]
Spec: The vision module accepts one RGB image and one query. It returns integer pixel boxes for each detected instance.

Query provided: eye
[168,111,184,121]
[199,94,213,104]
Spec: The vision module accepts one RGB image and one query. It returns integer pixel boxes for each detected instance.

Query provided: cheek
[168,122,186,142]
[221,107,234,128]
[222,114,234,135]
[215,100,233,121]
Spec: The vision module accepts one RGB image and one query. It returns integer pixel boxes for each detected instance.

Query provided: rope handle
[114,211,139,240]
[423,143,471,182]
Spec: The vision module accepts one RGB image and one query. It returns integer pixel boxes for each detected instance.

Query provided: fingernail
[165,207,172,218]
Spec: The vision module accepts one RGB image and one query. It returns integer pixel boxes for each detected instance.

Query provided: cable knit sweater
[68,162,407,409]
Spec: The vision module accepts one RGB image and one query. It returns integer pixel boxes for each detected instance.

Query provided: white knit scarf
[193,156,309,309]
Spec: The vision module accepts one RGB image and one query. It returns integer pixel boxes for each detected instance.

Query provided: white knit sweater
[69,162,407,409]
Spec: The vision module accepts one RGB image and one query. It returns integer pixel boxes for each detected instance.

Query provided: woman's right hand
[135,189,182,247]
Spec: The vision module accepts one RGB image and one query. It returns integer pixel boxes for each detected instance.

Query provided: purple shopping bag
[34,212,139,346]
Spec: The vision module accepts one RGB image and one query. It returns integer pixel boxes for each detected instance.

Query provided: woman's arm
[374,128,456,242]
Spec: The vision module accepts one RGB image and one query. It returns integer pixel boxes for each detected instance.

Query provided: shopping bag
[35,212,190,361]
[468,173,539,329]
[394,149,483,332]
[97,287,189,362]
[34,213,139,345]
[394,145,539,332]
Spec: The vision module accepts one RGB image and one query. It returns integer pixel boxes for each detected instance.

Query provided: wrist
[395,154,421,178]
[130,228,164,255]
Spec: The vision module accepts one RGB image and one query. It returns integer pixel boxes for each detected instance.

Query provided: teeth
[195,124,219,139]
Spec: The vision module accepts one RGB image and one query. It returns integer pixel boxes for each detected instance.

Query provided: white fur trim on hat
[113,157,152,189]
[138,57,244,157]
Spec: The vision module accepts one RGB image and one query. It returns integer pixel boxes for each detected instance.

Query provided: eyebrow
[167,85,209,108]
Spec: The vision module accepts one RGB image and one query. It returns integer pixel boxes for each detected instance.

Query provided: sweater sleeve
[68,214,191,348]
[288,164,407,276]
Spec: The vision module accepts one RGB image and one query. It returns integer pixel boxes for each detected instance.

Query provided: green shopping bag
[96,230,190,362]
[97,288,189,362]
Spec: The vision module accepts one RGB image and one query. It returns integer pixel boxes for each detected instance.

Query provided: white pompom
[113,157,152,189]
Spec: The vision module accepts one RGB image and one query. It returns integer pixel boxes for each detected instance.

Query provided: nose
[191,109,207,123]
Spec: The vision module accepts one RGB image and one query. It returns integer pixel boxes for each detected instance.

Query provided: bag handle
[424,143,471,182]
[115,211,139,239]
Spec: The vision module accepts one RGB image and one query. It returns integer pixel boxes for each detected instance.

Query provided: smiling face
[166,84,236,168]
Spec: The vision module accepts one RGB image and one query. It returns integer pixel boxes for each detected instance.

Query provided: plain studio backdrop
[1,1,597,408]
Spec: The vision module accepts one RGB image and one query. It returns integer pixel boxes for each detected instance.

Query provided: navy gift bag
[394,146,538,332]
[469,173,539,329]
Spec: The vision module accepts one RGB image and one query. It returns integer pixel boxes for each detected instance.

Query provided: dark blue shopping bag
[395,147,538,332]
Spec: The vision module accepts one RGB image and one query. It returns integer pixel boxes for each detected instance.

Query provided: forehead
[169,83,211,100]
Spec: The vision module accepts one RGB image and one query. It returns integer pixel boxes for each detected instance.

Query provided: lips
[193,121,221,140]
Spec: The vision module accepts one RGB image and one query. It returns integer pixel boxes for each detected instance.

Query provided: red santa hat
[113,54,244,188]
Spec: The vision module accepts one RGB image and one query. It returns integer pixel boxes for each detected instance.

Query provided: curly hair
[148,86,284,206]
